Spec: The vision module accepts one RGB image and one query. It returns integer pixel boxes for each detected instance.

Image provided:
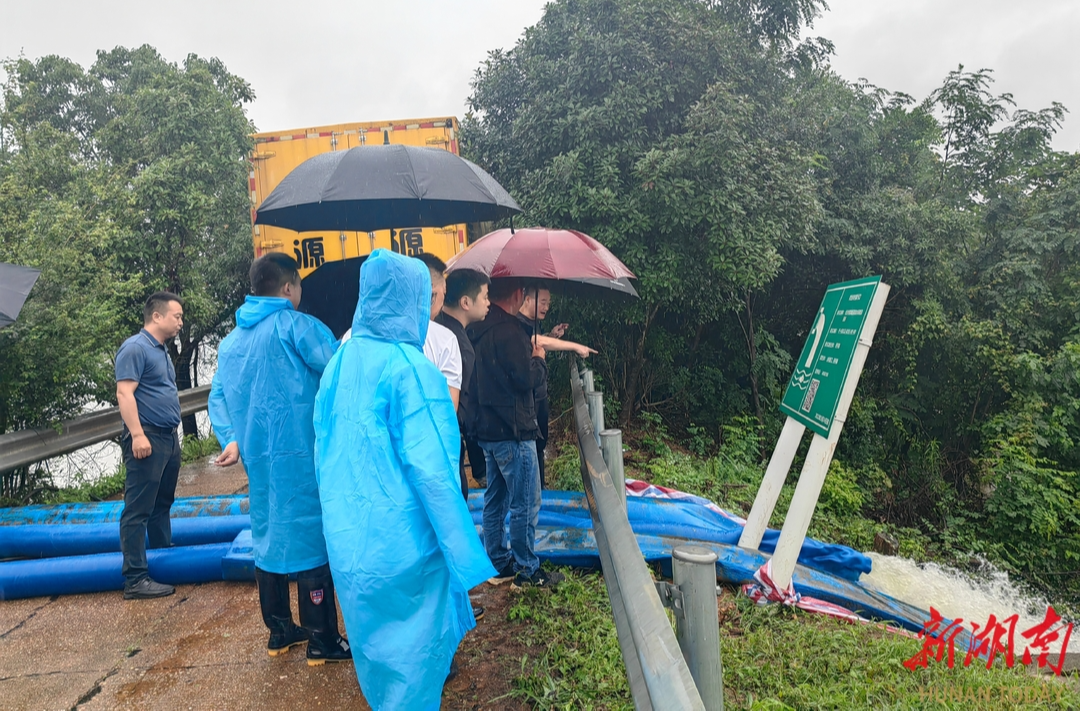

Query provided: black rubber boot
[255,566,307,656]
[297,564,352,666]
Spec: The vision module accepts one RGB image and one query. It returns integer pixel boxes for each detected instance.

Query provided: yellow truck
[248,117,468,334]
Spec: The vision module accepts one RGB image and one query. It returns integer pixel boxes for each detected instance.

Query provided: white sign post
[738,277,890,591]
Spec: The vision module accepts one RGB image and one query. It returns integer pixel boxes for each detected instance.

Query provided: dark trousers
[458,439,469,499]
[465,435,487,487]
[536,397,549,488]
[256,563,340,640]
[119,425,181,584]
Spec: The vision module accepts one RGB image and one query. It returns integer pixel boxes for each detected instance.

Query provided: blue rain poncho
[314,250,496,711]
[208,296,337,574]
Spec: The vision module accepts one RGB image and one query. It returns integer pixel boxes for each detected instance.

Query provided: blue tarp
[504,491,872,582]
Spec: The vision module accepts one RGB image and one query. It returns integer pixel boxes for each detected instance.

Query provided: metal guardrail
[0,386,211,473]
[569,359,712,710]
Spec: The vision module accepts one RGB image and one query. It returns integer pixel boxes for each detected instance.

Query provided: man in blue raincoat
[314,249,496,710]
[209,253,351,665]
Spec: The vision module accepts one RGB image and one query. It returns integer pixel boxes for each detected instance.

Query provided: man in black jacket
[518,286,597,488]
[437,268,490,497]
[470,280,563,588]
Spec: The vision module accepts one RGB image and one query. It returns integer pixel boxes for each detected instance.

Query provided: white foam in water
[861,552,1079,652]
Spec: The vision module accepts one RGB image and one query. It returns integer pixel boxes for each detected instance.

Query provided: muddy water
[862,552,1078,651]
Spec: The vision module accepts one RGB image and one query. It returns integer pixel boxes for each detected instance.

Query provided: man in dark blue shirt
[115,292,184,599]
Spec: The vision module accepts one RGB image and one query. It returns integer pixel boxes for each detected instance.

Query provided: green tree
[463,0,821,424]
[1,46,255,445]
[466,0,1080,600]
[87,47,256,435]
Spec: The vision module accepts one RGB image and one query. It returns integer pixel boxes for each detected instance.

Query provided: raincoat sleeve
[207,372,236,446]
[390,361,496,591]
[287,313,338,374]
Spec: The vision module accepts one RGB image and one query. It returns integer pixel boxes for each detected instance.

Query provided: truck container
[249,117,467,335]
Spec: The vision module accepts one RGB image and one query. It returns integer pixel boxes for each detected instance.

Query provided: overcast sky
[2,0,1076,151]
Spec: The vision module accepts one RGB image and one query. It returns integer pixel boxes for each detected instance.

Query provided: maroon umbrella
[446,228,637,298]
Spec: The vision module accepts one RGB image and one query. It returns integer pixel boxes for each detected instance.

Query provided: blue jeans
[480,440,541,577]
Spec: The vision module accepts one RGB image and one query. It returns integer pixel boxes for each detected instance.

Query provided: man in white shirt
[416,254,463,408]
[415,253,482,623]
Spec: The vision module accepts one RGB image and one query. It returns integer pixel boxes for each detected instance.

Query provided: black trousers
[464,435,486,487]
[536,397,549,488]
[119,425,181,584]
[458,439,469,499]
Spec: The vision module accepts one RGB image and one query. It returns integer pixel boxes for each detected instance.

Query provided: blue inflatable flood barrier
[469,490,871,582]
[0,522,937,637]
[0,495,248,526]
[0,515,250,559]
[0,542,232,600]
[0,491,870,582]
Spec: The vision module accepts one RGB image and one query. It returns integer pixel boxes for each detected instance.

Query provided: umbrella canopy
[446,228,637,298]
[0,263,42,329]
[254,144,522,233]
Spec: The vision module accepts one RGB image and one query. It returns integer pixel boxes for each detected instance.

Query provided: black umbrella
[254,144,522,233]
[0,263,42,329]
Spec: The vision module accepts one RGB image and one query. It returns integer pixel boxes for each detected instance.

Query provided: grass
[40,465,127,504]
[532,425,1080,708]
[509,570,632,709]
[181,432,222,464]
[506,568,1079,709]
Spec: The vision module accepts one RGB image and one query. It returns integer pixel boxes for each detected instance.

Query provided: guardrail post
[672,546,723,711]
[582,369,595,394]
[569,358,707,710]
[586,390,604,447]
[600,429,626,509]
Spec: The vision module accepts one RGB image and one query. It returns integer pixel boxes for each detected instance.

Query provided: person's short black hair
[489,278,523,302]
[249,252,301,297]
[521,280,550,301]
[143,292,183,324]
[414,252,447,281]
[445,269,490,308]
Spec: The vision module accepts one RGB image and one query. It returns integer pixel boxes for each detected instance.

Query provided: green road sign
[780,276,882,438]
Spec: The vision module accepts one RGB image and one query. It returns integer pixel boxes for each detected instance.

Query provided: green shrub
[42,465,126,504]
[546,441,585,492]
[181,432,222,464]
[819,460,866,517]
[981,437,1080,593]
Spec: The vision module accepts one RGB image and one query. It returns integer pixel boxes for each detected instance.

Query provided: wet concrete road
[0,579,368,710]
[0,459,373,710]
[0,457,524,710]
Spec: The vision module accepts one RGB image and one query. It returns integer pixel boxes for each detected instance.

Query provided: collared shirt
[115,328,181,429]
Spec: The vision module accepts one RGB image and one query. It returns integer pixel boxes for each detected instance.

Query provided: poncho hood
[236,295,293,329]
[352,249,430,347]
